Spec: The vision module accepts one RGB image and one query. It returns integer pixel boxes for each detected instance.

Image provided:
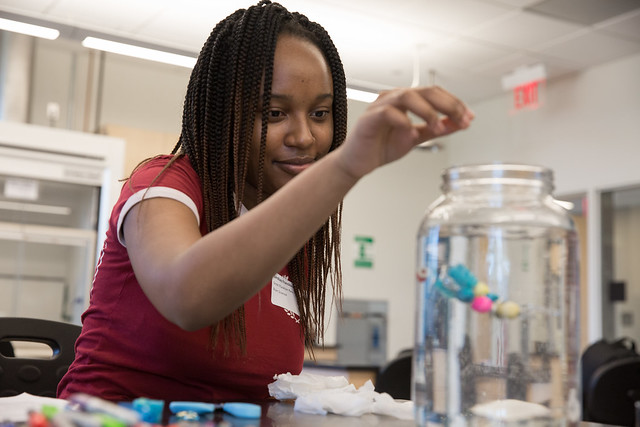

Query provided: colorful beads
[448,264,477,288]
[473,282,490,296]
[495,300,521,319]
[457,287,475,302]
[471,295,493,313]
[416,267,428,281]
[427,263,521,319]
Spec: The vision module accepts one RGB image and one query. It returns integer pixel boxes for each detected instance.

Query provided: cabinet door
[0,172,99,324]
[0,225,96,324]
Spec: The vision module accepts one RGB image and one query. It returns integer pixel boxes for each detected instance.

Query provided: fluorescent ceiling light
[82,36,197,68]
[347,88,378,103]
[83,35,379,100]
[0,17,59,40]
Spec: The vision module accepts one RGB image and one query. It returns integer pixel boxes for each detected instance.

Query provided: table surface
[195,401,617,427]
[207,401,414,426]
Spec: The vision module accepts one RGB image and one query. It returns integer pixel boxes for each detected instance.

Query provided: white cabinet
[0,121,124,324]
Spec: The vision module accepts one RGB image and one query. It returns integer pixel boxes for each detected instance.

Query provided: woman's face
[244,34,334,209]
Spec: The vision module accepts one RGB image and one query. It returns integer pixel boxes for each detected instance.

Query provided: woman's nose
[285,116,314,148]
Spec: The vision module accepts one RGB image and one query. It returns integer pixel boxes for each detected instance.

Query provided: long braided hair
[172,0,348,353]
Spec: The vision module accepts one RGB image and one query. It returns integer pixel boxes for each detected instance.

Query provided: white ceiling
[2,0,640,104]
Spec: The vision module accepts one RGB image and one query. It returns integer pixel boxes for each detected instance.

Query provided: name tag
[271,274,299,316]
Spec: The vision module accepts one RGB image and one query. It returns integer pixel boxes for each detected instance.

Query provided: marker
[68,394,141,425]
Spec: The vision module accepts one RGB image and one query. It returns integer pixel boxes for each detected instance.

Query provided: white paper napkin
[268,372,414,420]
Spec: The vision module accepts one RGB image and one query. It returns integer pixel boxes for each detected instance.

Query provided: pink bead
[471,295,492,313]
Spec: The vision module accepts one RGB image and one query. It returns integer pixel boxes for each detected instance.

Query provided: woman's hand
[336,86,474,180]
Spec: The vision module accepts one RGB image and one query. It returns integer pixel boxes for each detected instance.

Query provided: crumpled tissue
[268,372,414,420]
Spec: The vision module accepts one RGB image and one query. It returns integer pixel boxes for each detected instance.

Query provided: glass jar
[413,164,581,426]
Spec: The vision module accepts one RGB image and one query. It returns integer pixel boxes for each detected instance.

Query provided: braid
[174,0,347,355]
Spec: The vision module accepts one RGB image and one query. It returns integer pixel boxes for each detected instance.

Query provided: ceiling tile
[0,0,58,14]
[434,68,504,105]
[467,10,583,50]
[425,37,512,71]
[526,0,640,25]
[490,0,545,8]
[596,9,640,42]
[534,30,640,67]
[470,51,579,82]
[342,47,414,89]
[135,2,239,52]
[393,0,513,34]
[41,0,169,32]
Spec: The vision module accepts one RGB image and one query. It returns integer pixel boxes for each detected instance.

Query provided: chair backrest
[0,317,81,397]
[581,337,640,426]
[374,349,412,400]
[584,356,640,426]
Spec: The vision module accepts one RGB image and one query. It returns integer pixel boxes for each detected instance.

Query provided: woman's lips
[274,159,314,175]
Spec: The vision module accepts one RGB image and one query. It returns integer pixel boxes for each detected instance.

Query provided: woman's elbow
[162,300,218,332]
[160,292,228,332]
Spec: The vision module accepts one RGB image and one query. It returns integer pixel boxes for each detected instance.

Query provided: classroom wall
[444,52,640,196]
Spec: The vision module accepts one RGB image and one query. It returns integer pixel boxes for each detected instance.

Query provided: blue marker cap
[132,397,165,423]
[222,402,261,419]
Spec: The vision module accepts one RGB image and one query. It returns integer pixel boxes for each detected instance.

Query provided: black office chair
[583,356,640,426]
[0,317,82,397]
[0,341,15,357]
[375,348,412,400]
[582,337,640,426]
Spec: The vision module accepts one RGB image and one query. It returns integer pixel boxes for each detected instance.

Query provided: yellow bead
[474,281,490,296]
[496,301,520,319]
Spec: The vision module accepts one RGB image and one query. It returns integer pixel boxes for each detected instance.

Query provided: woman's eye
[268,110,284,120]
[311,110,330,119]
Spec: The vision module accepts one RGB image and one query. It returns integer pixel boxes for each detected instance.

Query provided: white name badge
[271,273,300,316]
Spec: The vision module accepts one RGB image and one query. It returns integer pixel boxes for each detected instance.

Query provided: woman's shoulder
[120,154,202,205]
[130,154,197,181]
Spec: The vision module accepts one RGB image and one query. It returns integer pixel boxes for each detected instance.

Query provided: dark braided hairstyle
[172,0,348,354]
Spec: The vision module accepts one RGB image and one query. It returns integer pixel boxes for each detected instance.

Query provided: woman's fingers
[336,85,474,179]
[376,86,474,137]
[413,116,471,143]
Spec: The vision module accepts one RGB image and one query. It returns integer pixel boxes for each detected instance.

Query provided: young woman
[57,1,474,402]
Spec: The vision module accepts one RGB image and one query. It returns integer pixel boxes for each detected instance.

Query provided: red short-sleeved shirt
[57,155,304,402]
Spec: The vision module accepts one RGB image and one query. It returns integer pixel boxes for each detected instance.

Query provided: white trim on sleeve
[117,187,199,247]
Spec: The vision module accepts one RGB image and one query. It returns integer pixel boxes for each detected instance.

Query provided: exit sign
[502,64,546,113]
[513,80,543,111]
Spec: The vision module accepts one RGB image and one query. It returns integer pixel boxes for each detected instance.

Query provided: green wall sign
[354,235,374,269]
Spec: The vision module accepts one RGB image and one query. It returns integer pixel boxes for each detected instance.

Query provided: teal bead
[457,287,475,302]
[448,264,478,288]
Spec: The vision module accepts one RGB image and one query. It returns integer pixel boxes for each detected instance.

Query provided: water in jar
[413,223,581,426]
